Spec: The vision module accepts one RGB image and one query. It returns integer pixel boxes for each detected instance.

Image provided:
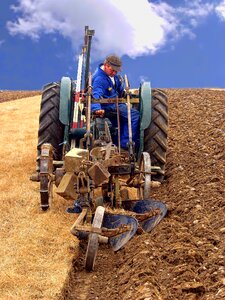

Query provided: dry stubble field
[0,89,225,300]
[0,92,78,300]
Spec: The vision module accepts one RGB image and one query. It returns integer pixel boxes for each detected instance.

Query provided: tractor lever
[84,72,93,152]
[124,74,135,166]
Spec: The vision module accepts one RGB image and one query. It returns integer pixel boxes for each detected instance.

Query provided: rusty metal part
[86,205,93,223]
[88,162,110,186]
[108,164,131,175]
[39,143,54,211]
[102,155,121,168]
[134,209,160,222]
[108,175,114,207]
[85,206,105,271]
[110,144,119,156]
[53,160,64,168]
[127,175,161,190]
[85,72,93,152]
[116,96,121,153]
[73,222,132,238]
[103,141,112,160]
[114,175,121,208]
[76,171,90,194]
[120,188,129,200]
[104,120,112,143]
[102,225,132,237]
[90,146,106,160]
[92,97,139,104]
[55,168,65,187]
[98,235,108,244]
[70,208,88,236]
[90,141,113,161]
[30,171,40,182]
[56,172,77,199]
[73,224,102,234]
[65,148,89,173]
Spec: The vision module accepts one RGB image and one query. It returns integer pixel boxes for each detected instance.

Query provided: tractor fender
[138,81,152,160]
[59,76,72,125]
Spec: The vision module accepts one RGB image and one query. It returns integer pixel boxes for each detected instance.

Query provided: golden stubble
[0,96,78,300]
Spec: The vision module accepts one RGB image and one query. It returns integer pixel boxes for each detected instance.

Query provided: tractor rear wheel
[144,89,168,182]
[38,82,65,162]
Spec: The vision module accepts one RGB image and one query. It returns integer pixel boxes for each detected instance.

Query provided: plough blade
[103,213,138,251]
[122,199,167,232]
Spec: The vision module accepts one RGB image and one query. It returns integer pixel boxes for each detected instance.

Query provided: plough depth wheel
[137,152,151,199]
[85,206,105,271]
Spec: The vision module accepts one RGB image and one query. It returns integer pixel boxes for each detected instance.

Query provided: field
[0,89,224,300]
[0,90,41,103]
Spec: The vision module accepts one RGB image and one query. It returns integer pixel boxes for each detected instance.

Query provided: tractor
[32,26,169,271]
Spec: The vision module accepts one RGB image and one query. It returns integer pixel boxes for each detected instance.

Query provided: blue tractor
[32,27,168,271]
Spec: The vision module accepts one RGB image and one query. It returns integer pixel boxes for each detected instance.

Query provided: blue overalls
[91,64,140,149]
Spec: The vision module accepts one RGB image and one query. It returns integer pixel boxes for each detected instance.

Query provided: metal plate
[122,199,167,232]
[103,213,138,251]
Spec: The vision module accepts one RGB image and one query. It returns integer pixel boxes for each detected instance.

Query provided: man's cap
[106,55,122,72]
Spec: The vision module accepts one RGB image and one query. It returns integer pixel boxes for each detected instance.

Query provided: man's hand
[94,109,105,118]
[121,90,127,98]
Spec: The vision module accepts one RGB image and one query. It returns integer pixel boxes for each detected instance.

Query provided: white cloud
[7,0,175,58]
[178,0,215,18]
[216,0,225,20]
[0,40,5,47]
[6,0,222,59]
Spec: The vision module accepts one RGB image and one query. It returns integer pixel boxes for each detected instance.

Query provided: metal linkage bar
[92,97,139,104]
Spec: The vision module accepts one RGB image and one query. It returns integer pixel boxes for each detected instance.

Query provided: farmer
[91,55,140,149]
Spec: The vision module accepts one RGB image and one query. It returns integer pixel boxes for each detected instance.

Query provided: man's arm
[91,76,106,112]
[92,76,106,99]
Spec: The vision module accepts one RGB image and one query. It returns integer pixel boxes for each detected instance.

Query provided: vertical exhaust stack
[71,26,95,147]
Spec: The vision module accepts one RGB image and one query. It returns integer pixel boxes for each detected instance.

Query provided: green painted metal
[59,76,72,148]
[59,76,72,125]
[138,82,152,160]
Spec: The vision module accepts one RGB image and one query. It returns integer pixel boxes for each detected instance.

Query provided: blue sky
[0,0,225,90]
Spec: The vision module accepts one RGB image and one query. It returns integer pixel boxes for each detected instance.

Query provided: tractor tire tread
[37,82,64,161]
[144,88,168,182]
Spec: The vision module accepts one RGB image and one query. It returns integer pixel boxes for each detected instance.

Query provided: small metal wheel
[85,206,105,271]
[39,144,54,211]
[137,152,151,199]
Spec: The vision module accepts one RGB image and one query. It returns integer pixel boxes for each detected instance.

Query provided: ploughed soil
[0,90,41,103]
[60,89,225,300]
[2,89,225,299]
